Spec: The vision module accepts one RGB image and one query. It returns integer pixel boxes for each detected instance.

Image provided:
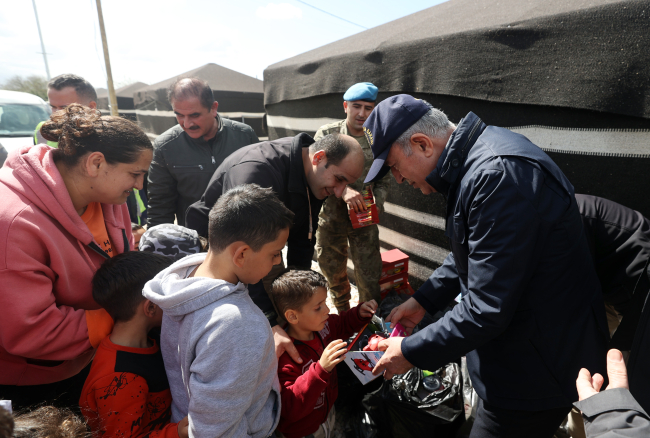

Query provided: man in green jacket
[147,77,259,227]
[315,82,391,311]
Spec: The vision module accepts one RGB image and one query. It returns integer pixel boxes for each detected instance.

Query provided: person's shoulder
[153,125,184,149]
[222,118,256,135]
[316,120,345,135]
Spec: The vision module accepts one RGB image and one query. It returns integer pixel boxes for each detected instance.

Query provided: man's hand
[359,300,378,318]
[576,349,629,401]
[177,416,189,438]
[372,337,414,379]
[319,339,348,372]
[386,297,426,334]
[342,186,368,213]
[272,325,302,363]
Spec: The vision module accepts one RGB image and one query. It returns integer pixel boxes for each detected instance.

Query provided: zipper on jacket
[173,164,204,170]
[211,156,216,165]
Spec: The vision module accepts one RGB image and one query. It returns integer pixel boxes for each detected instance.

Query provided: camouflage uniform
[314,120,391,309]
[139,224,203,260]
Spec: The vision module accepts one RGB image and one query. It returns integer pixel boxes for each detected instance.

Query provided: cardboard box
[349,186,379,229]
[379,273,415,300]
[380,249,409,279]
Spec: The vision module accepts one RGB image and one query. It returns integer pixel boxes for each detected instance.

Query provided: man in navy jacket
[367,95,608,437]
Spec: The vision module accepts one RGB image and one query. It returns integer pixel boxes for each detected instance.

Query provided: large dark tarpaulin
[97,82,149,120]
[265,0,650,120]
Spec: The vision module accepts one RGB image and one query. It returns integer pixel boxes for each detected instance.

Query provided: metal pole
[31,0,50,80]
[95,0,119,116]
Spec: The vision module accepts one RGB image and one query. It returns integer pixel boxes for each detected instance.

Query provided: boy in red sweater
[79,251,189,438]
[270,270,378,438]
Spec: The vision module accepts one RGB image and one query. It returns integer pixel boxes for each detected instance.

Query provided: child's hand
[359,300,378,318]
[319,339,347,372]
[178,416,189,438]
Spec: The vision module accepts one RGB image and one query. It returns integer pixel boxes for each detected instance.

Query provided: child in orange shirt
[80,251,188,438]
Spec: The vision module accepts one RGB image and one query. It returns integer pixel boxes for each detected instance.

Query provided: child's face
[133,228,145,249]
[294,287,330,332]
[238,228,289,285]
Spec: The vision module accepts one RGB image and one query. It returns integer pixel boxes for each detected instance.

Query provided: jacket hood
[143,252,248,318]
[1,145,96,244]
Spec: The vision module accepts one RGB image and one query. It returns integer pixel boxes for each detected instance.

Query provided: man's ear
[312,150,326,166]
[84,151,106,177]
[285,309,299,324]
[210,101,219,117]
[343,101,349,114]
[232,243,251,268]
[88,101,97,110]
[143,299,158,318]
[410,133,436,158]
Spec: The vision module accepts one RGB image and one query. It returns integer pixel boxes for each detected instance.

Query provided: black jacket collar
[426,112,486,197]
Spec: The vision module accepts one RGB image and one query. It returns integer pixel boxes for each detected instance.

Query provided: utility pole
[95,0,119,116]
[31,0,50,80]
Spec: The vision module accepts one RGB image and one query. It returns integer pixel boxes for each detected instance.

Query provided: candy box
[379,273,415,300]
[380,249,409,279]
[349,186,380,229]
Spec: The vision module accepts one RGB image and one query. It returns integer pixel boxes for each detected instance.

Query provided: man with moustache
[147,77,258,227]
[367,95,608,437]
[314,83,391,311]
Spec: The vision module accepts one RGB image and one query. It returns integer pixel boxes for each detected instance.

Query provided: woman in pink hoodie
[0,104,153,410]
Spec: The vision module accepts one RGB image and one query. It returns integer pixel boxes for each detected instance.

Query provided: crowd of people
[0,73,648,438]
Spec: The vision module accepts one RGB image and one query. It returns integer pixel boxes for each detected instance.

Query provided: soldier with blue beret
[314,82,391,311]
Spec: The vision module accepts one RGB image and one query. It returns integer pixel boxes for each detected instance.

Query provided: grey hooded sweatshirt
[143,253,280,438]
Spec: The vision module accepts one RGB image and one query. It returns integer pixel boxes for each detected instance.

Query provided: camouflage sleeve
[372,171,392,213]
[312,127,327,141]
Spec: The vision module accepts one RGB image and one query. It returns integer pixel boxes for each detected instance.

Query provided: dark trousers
[0,363,91,413]
[470,398,571,438]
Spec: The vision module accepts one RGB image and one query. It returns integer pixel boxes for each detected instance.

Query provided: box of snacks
[349,186,380,229]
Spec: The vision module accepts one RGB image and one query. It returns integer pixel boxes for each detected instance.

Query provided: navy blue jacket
[401,112,609,411]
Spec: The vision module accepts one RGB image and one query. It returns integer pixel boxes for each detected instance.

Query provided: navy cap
[363,94,430,183]
[343,82,378,102]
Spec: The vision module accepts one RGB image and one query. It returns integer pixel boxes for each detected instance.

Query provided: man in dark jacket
[147,77,259,227]
[186,132,364,362]
[367,95,608,437]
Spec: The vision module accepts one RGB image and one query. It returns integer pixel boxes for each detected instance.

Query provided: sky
[1,0,447,90]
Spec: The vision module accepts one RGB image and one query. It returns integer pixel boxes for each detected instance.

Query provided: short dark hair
[208,184,295,253]
[168,77,215,110]
[92,251,172,323]
[41,104,152,168]
[309,133,353,168]
[131,222,144,232]
[271,270,328,316]
[48,74,97,103]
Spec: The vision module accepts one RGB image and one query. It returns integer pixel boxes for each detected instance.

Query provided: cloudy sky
[1,0,446,90]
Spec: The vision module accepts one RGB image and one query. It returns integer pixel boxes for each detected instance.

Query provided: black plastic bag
[362,363,463,438]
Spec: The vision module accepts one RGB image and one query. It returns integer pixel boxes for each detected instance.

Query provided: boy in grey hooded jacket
[143,184,295,438]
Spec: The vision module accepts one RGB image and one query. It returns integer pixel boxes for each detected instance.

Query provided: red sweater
[80,337,179,438]
[277,305,371,438]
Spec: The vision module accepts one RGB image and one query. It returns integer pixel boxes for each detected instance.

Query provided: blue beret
[363,94,430,183]
[343,82,378,102]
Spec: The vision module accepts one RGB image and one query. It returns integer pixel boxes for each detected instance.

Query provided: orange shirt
[80,337,179,438]
[82,202,114,257]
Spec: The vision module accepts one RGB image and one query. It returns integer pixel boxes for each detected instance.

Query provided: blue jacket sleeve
[402,168,542,371]
[412,253,461,315]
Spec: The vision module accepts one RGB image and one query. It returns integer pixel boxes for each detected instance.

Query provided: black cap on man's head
[363,94,430,183]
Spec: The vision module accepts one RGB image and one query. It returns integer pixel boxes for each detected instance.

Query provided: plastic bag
[362,362,463,438]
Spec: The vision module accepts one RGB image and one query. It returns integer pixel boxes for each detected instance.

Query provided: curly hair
[40,104,152,167]
[0,406,13,438]
[270,269,329,316]
[12,406,91,438]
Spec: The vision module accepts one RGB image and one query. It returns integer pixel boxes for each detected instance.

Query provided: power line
[293,0,368,30]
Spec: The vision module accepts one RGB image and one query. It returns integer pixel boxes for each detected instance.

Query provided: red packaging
[379,273,415,300]
[349,187,380,229]
[380,249,409,279]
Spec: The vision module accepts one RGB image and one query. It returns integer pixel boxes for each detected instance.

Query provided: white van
[0,90,51,153]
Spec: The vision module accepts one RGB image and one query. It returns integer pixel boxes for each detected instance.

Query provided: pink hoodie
[0,145,133,385]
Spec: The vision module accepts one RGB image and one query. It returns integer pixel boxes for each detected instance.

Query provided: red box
[349,186,380,229]
[379,273,415,300]
[380,249,409,279]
